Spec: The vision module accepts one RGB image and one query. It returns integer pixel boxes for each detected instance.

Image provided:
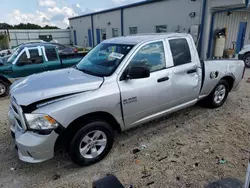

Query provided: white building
[69,0,250,59]
[0,29,71,48]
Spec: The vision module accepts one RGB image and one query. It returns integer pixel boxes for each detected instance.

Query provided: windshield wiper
[75,67,103,77]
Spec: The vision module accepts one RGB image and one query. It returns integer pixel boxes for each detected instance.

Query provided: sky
[0,0,143,29]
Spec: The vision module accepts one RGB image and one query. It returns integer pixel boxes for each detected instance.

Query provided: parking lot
[0,69,249,188]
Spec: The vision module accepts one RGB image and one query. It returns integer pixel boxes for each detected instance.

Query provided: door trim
[126,98,197,129]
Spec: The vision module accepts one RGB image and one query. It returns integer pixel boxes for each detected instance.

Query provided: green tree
[0,23,59,29]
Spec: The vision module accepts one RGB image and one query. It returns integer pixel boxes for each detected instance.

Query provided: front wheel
[202,79,229,108]
[243,54,250,68]
[0,80,10,97]
[69,121,114,166]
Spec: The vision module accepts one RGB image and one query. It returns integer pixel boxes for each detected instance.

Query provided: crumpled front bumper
[8,110,59,163]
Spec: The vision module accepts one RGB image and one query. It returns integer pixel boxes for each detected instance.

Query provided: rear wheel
[243,54,250,68]
[0,80,10,97]
[202,79,229,108]
[69,121,114,166]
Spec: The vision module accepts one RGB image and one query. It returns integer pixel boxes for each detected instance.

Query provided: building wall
[69,16,92,47]
[123,0,202,35]
[92,10,121,45]
[214,11,250,49]
[0,29,71,48]
[69,0,203,48]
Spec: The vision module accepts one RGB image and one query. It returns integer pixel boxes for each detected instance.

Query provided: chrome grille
[12,104,18,114]
[10,97,27,130]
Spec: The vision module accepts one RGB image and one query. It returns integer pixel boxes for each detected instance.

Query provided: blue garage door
[88,29,92,47]
[236,22,247,53]
[96,29,101,44]
[73,30,77,45]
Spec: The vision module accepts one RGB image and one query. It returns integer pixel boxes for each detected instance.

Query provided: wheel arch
[243,51,250,58]
[0,75,11,85]
[55,111,121,151]
[220,75,235,92]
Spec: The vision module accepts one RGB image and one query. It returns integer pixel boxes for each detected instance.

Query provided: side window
[169,38,191,66]
[156,25,167,33]
[130,41,166,72]
[112,28,119,37]
[18,52,29,64]
[18,49,43,65]
[101,29,107,40]
[45,48,58,61]
[129,27,138,35]
[29,49,43,64]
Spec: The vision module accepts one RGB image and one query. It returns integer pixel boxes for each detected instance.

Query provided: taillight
[242,66,246,79]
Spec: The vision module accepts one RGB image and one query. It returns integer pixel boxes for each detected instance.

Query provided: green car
[0,43,83,97]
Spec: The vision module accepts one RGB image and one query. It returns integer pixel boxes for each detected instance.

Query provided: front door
[96,29,101,44]
[12,48,45,78]
[236,22,247,53]
[118,40,174,127]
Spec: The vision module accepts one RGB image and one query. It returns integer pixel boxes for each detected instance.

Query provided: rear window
[169,38,191,66]
[45,48,58,61]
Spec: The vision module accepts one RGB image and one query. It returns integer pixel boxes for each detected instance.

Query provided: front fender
[0,64,13,79]
[33,82,124,130]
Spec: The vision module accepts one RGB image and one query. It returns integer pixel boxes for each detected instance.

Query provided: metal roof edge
[69,0,165,20]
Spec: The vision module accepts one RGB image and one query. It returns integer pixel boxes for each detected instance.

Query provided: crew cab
[0,43,83,97]
[8,33,245,166]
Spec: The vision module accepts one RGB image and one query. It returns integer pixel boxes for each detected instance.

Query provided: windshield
[7,47,21,63]
[76,43,134,77]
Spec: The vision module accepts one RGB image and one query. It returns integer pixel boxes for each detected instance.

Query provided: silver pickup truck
[8,33,245,166]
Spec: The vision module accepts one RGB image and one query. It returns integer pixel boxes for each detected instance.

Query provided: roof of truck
[103,33,189,45]
[19,43,55,48]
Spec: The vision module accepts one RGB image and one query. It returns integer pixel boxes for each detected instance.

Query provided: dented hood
[10,68,104,106]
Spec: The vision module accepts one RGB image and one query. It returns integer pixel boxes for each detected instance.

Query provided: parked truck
[238,44,250,68]
[8,33,245,166]
[0,43,83,97]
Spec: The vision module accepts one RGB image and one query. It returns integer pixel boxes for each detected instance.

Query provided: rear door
[167,37,201,105]
[12,48,46,78]
[43,47,61,71]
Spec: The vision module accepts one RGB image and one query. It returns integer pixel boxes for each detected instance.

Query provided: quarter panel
[200,60,245,97]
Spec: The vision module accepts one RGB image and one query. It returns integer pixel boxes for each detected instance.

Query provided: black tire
[69,121,114,166]
[93,175,124,188]
[243,53,250,68]
[0,80,10,97]
[202,79,229,108]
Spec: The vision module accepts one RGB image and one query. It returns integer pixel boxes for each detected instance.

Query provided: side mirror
[126,66,150,79]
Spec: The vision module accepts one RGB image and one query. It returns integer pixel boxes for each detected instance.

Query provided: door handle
[157,77,169,82]
[187,69,197,74]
